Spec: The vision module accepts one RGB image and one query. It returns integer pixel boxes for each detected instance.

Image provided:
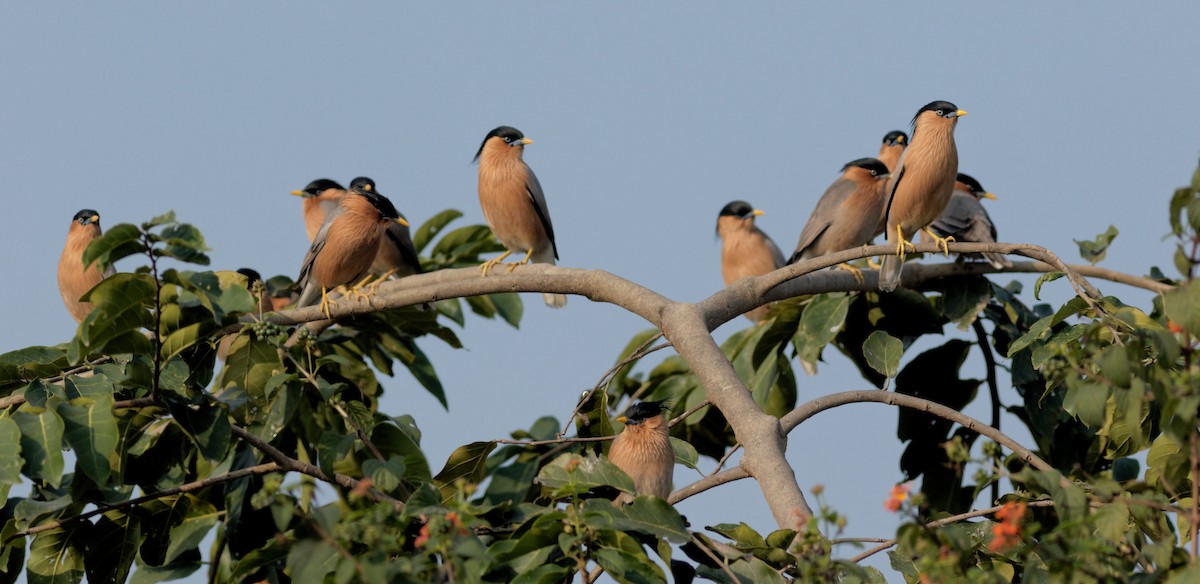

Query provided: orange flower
[414,523,431,548]
[884,483,911,512]
[1168,320,1186,334]
[989,501,1027,552]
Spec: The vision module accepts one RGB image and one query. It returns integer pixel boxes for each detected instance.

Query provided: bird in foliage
[788,158,892,283]
[925,173,1011,269]
[608,401,674,503]
[348,177,424,286]
[296,180,409,318]
[290,178,348,242]
[878,100,966,291]
[878,130,908,172]
[716,201,785,322]
[474,125,566,308]
[58,209,113,323]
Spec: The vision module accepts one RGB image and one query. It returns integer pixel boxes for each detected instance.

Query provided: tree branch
[779,390,1054,474]
[848,499,1057,562]
[670,466,750,504]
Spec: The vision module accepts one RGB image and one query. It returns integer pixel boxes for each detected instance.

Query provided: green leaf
[1063,383,1107,428]
[490,292,524,329]
[1033,272,1064,300]
[399,341,447,409]
[85,511,139,584]
[75,273,156,360]
[129,555,201,584]
[0,347,70,390]
[1112,457,1140,482]
[55,394,118,486]
[14,406,66,488]
[939,276,991,329]
[594,547,665,584]
[433,442,497,501]
[143,211,177,229]
[286,540,339,584]
[1164,281,1200,337]
[363,456,408,494]
[600,498,690,543]
[216,335,281,403]
[537,453,636,497]
[157,223,210,266]
[164,498,218,565]
[1170,186,1194,236]
[27,527,85,584]
[670,437,699,471]
[413,209,464,253]
[862,331,902,379]
[0,417,24,506]
[82,223,147,271]
[708,522,767,549]
[793,293,851,374]
[1073,224,1118,265]
[1146,433,1188,491]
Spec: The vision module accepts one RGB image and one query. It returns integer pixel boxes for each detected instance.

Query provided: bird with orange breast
[296,181,410,318]
[348,177,423,286]
[925,173,1011,269]
[789,158,892,281]
[878,130,908,172]
[878,101,967,291]
[608,401,674,504]
[58,209,114,323]
[716,201,784,322]
[474,126,566,308]
[290,179,348,242]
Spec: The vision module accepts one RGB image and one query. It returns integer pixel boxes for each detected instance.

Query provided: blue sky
[3,3,1199,580]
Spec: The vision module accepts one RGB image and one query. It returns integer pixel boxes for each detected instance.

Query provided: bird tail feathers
[543,293,567,308]
[878,255,902,291]
[983,252,1013,269]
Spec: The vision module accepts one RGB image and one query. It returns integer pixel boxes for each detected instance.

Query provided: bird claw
[505,249,534,273]
[480,250,514,277]
[923,229,955,256]
[834,263,865,285]
[319,288,338,319]
[893,225,916,259]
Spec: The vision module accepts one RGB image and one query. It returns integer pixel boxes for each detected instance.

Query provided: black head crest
[956,173,986,195]
[474,126,526,162]
[352,185,401,221]
[236,268,263,284]
[298,178,344,197]
[913,100,961,125]
[622,401,667,425]
[882,130,908,146]
[842,157,889,177]
[72,209,100,225]
[349,177,376,192]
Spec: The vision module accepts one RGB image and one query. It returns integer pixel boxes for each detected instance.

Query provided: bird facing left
[475,125,566,308]
[295,181,410,318]
[58,209,113,323]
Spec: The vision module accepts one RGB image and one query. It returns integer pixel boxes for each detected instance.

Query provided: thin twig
[708,445,741,478]
[972,319,1003,504]
[849,499,1056,563]
[494,436,616,447]
[691,533,739,583]
[669,399,710,428]
[560,335,668,438]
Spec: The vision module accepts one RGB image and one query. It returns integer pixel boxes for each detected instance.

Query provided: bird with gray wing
[716,201,785,322]
[475,126,565,308]
[348,177,424,286]
[878,100,967,291]
[789,158,891,281]
[925,173,1011,269]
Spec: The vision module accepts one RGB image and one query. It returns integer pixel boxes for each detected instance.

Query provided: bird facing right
[296,181,410,318]
[925,173,1012,269]
[608,401,674,503]
[878,100,967,291]
[475,126,566,308]
[348,177,424,284]
[789,157,891,266]
[290,178,348,242]
[58,209,113,323]
[716,201,785,322]
[878,130,908,172]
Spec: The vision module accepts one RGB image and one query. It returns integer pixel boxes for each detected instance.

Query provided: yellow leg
[319,286,338,319]
[505,248,535,273]
[894,225,917,259]
[480,250,514,277]
[862,244,882,269]
[366,269,396,294]
[834,263,865,285]
[923,228,955,257]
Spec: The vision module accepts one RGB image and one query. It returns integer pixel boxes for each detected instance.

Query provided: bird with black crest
[58,209,114,323]
[716,201,784,322]
[925,173,1011,269]
[789,157,892,283]
[608,401,674,504]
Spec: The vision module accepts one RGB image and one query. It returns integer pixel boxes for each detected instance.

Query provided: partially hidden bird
[608,401,674,503]
[216,268,275,361]
[878,100,967,291]
[290,179,348,242]
[58,209,113,323]
[296,180,410,318]
[716,201,785,322]
[878,130,908,172]
[925,173,1011,269]
[474,126,566,308]
[788,158,892,282]
[348,177,424,284]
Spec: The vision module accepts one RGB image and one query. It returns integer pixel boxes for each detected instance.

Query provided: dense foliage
[0,160,1198,582]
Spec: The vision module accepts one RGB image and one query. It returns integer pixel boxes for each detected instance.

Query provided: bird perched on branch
[474,125,566,308]
[608,401,674,503]
[878,130,908,172]
[348,177,424,284]
[296,180,410,318]
[58,209,113,323]
[788,158,892,282]
[925,173,1011,269]
[716,201,784,322]
[878,101,967,291]
[290,179,348,242]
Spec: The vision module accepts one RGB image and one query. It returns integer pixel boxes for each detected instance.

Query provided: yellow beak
[615,416,628,424]
[752,209,764,216]
[982,192,998,201]
[955,109,968,117]
[520,138,533,145]
[289,189,304,197]
[394,217,410,227]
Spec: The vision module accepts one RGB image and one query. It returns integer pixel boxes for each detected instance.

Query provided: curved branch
[779,390,1054,474]
[670,466,750,504]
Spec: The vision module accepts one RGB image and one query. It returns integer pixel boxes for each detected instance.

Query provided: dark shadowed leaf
[434,442,497,501]
[1033,272,1064,300]
[793,293,851,375]
[413,209,464,253]
[82,223,146,271]
[164,497,218,565]
[26,527,85,584]
[14,405,66,488]
[85,511,139,584]
[55,394,117,486]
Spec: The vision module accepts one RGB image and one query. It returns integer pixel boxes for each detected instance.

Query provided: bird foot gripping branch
[893,225,918,260]
[833,263,865,285]
[479,250,514,277]
[923,228,955,257]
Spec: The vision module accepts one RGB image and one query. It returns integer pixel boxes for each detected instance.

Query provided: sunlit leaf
[862,331,902,379]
